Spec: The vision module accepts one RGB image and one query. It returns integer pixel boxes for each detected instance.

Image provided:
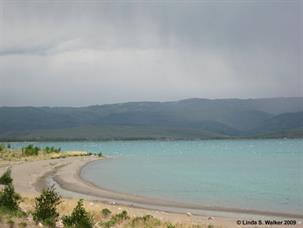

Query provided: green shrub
[33,185,61,227]
[97,152,103,157]
[111,210,129,224]
[0,144,5,152]
[22,145,39,156]
[0,206,24,218]
[167,224,175,228]
[101,208,111,217]
[0,168,13,185]
[45,146,61,153]
[62,199,93,228]
[0,184,21,211]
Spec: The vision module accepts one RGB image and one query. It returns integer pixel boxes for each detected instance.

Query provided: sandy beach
[1,156,302,228]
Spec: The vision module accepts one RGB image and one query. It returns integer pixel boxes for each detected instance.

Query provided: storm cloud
[0,0,302,106]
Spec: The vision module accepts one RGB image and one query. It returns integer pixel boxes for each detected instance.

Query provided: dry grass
[14,197,221,228]
[0,148,92,162]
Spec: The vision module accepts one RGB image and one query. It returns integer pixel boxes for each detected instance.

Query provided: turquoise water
[9,139,303,214]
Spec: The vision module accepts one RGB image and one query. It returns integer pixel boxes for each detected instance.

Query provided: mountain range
[0,97,303,141]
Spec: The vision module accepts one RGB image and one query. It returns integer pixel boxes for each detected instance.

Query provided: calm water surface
[10,139,303,214]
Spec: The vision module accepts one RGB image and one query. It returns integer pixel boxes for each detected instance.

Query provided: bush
[22,145,39,156]
[45,146,61,153]
[0,168,13,185]
[101,208,111,217]
[97,152,103,157]
[33,185,61,226]
[167,224,176,228]
[0,184,21,211]
[109,210,129,225]
[0,144,5,152]
[62,199,93,228]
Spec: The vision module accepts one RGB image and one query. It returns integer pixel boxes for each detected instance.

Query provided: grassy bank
[0,143,100,162]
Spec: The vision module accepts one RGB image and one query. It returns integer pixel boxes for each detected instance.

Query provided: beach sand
[0,157,302,228]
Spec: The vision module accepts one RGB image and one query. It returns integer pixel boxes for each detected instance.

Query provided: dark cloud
[0,0,302,106]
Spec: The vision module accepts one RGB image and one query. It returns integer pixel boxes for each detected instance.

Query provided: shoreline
[1,156,303,227]
[76,159,303,219]
[50,157,303,219]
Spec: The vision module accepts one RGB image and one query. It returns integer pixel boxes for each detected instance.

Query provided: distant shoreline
[1,136,303,143]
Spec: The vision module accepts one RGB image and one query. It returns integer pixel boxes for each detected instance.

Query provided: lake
[10,139,303,215]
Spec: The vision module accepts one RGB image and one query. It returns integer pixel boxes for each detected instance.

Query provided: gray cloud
[0,0,302,106]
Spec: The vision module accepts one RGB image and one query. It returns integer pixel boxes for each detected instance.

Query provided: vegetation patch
[0,170,25,225]
[0,184,21,212]
[62,199,94,228]
[33,185,62,227]
[101,208,111,218]
[22,145,40,156]
[127,214,161,228]
[0,168,13,185]
[0,144,97,161]
[44,146,61,153]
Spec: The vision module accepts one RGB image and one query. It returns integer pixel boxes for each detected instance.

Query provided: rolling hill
[0,97,303,140]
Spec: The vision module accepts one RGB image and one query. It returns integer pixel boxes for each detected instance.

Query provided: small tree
[22,145,39,156]
[62,199,93,228]
[101,208,111,217]
[33,185,61,226]
[0,168,13,185]
[0,184,21,211]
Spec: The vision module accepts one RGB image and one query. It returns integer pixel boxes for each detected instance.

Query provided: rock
[38,222,44,227]
[56,220,64,228]
[186,212,192,216]
[27,215,33,222]
[94,222,101,228]
[208,216,215,220]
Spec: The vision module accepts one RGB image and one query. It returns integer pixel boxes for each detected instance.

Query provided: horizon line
[1,96,303,108]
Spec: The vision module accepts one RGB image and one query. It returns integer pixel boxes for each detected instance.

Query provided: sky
[0,0,302,106]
